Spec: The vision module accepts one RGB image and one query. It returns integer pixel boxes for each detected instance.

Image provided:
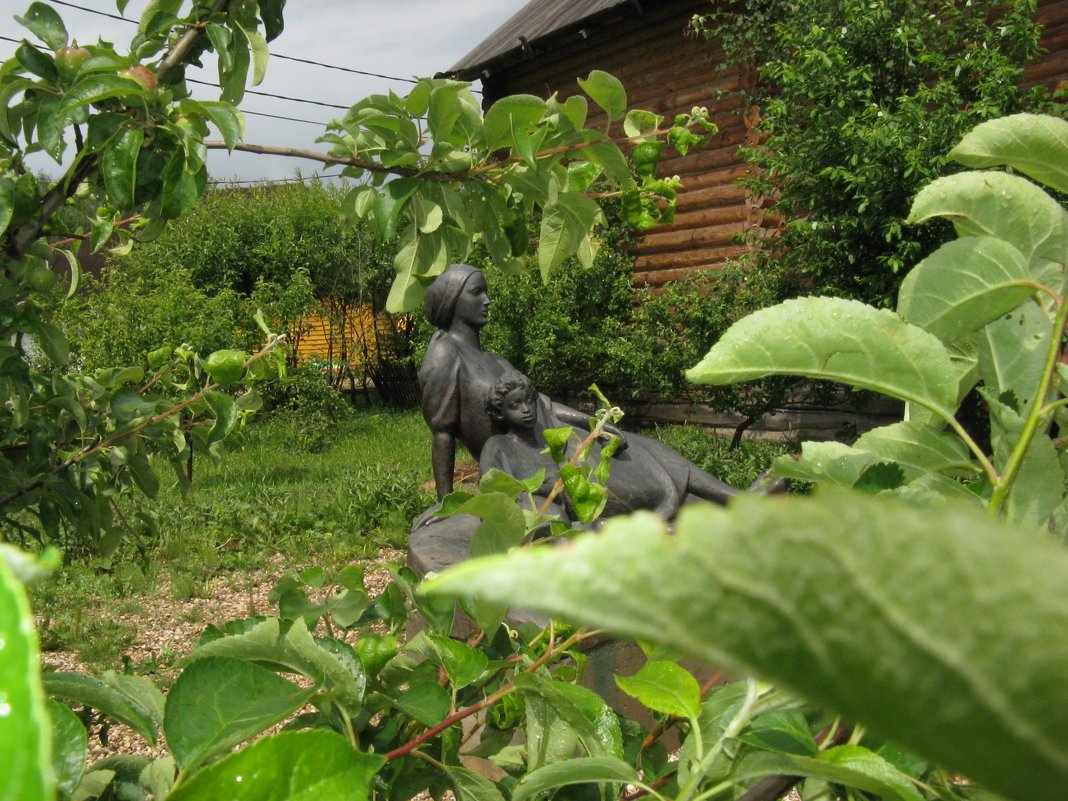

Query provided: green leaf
[218,21,250,104]
[44,672,158,744]
[577,70,627,121]
[0,557,51,801]
[449,491,528,558]
[623,109,663,140]
[772,441,878,488]
[59,75,143,116]
[483,94,546,151]
[852,421,974,480]
[424,492,1068,801]
[16,3,68,49]
[427,635,488,688]
[205,390,237,444]
[181,617,365,714]
[16,41,58,82]
[615,661,701,720]
[538,191,605,281]
[101,126,143,213]
[735,746,924,801]
[385,223,447,313]
[373,177,420,241]
[126,449,159,499]
[737,709,818,756]
[256,0,285,41]
[46,699,87,794]
[559,464,608,524]
[167,730,386,801]
[516,674,621,760]
[513,757,639,801]
[447,765,507,801]
[897,236,1037,342]
[908,171,1068,271]
[164,656,316,772]
[0,178,13,236]
[978,300,1051,417]
[203,349,247,386]
[686,297,958,420]
[950,113,1068,195]
[238,22,269,85]
[394,682,450,726]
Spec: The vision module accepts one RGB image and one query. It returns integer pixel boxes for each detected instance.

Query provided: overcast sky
[1,0,530,182]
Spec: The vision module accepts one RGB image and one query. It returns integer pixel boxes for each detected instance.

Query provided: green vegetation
[431,114,1068,801]
[31,410,432,672]
[694,0,1053,308]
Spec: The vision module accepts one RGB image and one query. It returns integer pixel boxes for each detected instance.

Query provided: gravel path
[39,548,407,763]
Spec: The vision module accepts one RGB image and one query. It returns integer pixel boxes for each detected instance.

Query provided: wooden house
[445,0,1068,288]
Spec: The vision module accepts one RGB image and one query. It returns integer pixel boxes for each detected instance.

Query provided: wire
[48,0,129,23]
[207,173,341,186]
[243,109,327,126]
[186,77,349,110]
[272,52,417,84]
[7,2,442,89]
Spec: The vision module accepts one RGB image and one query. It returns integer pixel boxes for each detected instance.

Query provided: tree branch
[155,0,230,83]
[203,141,485,182]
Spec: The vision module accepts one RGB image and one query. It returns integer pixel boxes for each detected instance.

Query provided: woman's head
[425,264,488,330]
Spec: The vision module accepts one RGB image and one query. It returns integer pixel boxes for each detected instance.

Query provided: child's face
[501,387,537,432]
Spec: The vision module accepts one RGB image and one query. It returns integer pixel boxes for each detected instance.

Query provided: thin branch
[203,141,486,182]
[155,0,230,83]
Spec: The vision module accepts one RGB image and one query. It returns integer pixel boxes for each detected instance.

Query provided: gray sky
[1,0,530,182]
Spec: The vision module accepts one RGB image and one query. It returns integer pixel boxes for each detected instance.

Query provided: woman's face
[452,271,490,328]
[501,387,537,432]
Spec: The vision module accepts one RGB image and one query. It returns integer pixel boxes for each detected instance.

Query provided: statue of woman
[419,263,623,498]
[418,264,746,511]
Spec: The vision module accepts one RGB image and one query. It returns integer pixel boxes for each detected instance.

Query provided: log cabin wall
[473,0,1068,289]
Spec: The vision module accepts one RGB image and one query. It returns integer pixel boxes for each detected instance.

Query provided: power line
[244,109,327,126]
[186,77,349,110]
[10,1,437,90]
[272,52,417,84]
[207,173,341,186]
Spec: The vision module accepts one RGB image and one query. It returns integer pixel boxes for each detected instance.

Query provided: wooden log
[633,258,748,285]
[1035,0,1068,27]
[666,204,750,230]
[637,221,745,254]
[634,245,753,272]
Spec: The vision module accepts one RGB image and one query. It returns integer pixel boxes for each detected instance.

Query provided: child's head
[487,371,538,432]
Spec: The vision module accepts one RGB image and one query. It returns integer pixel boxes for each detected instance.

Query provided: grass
[31,408,435,671]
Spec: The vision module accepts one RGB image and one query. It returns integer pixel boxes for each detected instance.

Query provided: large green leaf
[0,558,51,801]
[577,70,627,121]
[735,746,923,801]
[908,171,1068,271]
[977,300,1051,416]
[483,94,546,152]
[852,421,974,478]
[44,671,158,744]
[166,730,386,801]
[447,765,508,801]
[512,757,639,801]
[615,660,701,720]
[537,191,605,281]
[164,656,316,771]
[46,699,86,795]
[180,617,365,713]
[424,492,1068,801]
[950,113,1068,195]
[15,3,68,49]
[897,236,1036,342]
[686,297,958,419]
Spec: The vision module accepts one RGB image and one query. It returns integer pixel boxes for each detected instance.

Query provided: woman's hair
[486,370,537,421]
[424,263,480,330]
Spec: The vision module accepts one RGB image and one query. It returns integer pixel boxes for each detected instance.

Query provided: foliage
[1,0,292,554]
[51,258,255,371]
[693,0,1053,308]
[327,74,716,312]
[652,423,793,490]
[426,114,1068,801]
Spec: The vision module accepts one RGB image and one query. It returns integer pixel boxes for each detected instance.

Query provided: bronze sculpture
[418,264,750,525]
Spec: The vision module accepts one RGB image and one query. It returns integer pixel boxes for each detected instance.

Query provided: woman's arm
[431,430,457,499]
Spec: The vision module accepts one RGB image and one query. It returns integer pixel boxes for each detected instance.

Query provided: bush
[651,423,794,489]
[694,0,1056,308]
